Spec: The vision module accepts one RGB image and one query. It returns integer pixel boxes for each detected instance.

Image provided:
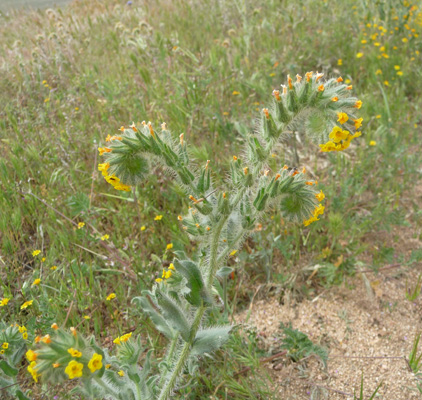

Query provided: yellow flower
[53,363,60,368]
[155,278,163,283]
[51,323,59,330]
[21,300,33,310]
[50,265,57,271]
[369,140,377,146]
[77,222,85,229]
[101,234,109,241]
[44,98,50,103]
[397,71,403,76]
[141,225,146,231]
[97,163,110,176]
[329,127,349,143]
[313,204,325,218]
[27,361,39,382]
[154,215,163,221]
[354,100,362,109]
[0,298,10,307]
[68,348,82,358]
[32,278,41,286]
[120,332,132,342]
[26,349,38,362]
[166,243,173,250]
[41,257,46,262]
[113,337,121,345]
[354,118,363,129]
[229,250,238,256]
[168,263,175,270]
[88,353,103,373]
[2,342,9,349]
[317,84,325,92]
[98,147,112,156]
[402,37,408,43]
[105,364,111,369]
[22,332,28,340]
[303,216,318,227]
[384,81,389,86]
[65,360,84,379]
[337,59,343,66]
[164,270,172,279]
[376,115,381,119]
[315,190,325,202]
[331,96,338,102]
[32,250,41,257]
[232,91,240,95]
[18,325,27,333]
[41,334,51,344]
[106,293,116,301]
[118,370,125,377]
[337,112,349,125]
[356,52,364,58]
[319,141,337,152]
[83,315,90,320]
[394,65,400,70]
[375,69,382,75]
[361,40,367,44]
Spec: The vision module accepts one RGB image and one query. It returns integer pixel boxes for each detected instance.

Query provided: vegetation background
[0,0,421,398]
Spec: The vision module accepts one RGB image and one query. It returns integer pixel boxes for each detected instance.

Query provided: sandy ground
[236,227,422,399]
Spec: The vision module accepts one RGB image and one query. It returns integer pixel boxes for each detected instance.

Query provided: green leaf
[16,390,31,400]
[155,290,191,341]
[173,259,211,306]
[216,267,233,278]
[132,296,175,339]
[191,326,232,356]
[0,360,18,377]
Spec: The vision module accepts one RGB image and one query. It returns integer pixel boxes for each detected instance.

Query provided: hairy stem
[157,305,206,400]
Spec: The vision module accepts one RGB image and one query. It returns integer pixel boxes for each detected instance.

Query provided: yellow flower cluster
[28,361,39,382]
[319,126,361,153]
[156,263,175,283]
[303,204,325,227]
[113,332,132,345]
[98,162,131,192]
[0,297,10,307]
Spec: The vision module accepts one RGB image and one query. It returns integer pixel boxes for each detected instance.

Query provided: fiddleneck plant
[26,72,362,399]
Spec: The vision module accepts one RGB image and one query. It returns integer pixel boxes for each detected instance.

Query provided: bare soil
[237,224,422,399]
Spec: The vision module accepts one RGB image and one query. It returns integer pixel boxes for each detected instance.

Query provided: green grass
[0,0,421,398]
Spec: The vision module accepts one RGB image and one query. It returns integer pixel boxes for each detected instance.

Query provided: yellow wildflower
[394,65,400,70]
[2,342,9,349]
[32,278,41,286]
[113,337,121,345]
[50,266,57,270]
[315,190,325,202]
[26,349,38,362]
[313,204,325,218]
[354,100,362,109]
[230,250,238,256]
[319,141,337,152]
[51,323,59,330]
[21,300,33,310]
[154,215,163,221]
[164,270,172,279]
[118,370,125,376]
[356,52,364,58]
[402,37,408,43]
[169,263,175,270]
[98,147,112,156]
[337,59,343,66]
[22,332,28,340]
[27,361,39,382]
[329,127,349,143]
[88,353,103,373]
[32,250,41,257]
[397,71,403,76]
[384,81,389,86]
[41,334,51,344]
[101,234,109,241]
[68,348,82,358]
[53,363,60,368]
[98,163,110,176]
[0,298,10,307]
[166,243,173,250]
[41,257,46,262]
[106,293,116,301]
[354,118,363,129]
[65,360,84,379]
[155,278,163,283]
[105,364,111,369]
[369,140,377,146]
[232,91,240,95]
[375,69,382,75]
[337,112,349,125]
[120,332,132,342]
[18,325,27,333]
[141,225,146,231]
[331,96,338,102]
[77,222,85,229]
